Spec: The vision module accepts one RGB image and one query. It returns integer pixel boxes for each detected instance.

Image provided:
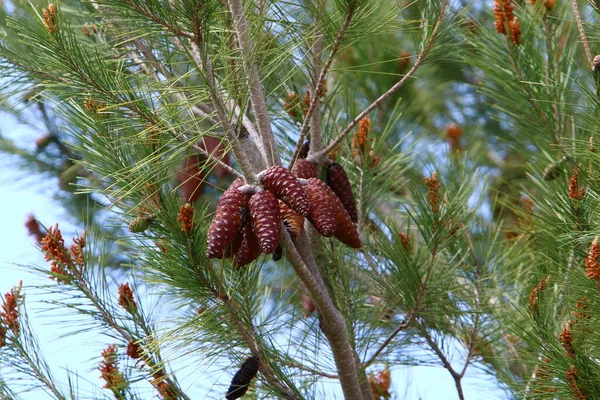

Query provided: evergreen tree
[3,0,600,399]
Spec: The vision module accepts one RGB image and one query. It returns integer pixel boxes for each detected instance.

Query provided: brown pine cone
[249,190,282,254]
[305,178,337,237]
[262,165,310,216]
[206,187,248,258]
[280,200,304,241]
[326,162,358,223]
[292,158,317,179]
[234,224,261,267]
[310,179,361,248]
[298,141,310,159]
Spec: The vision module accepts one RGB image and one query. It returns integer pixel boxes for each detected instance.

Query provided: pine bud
[280,201,304,242]
[234,224,261,267]
[326,163,358,223]
[292,158,317,179]
[35,134,54,150]
[593,55,600,73]
[305,178,337,237]
[226,356,260,400]
[261,165,310,216]
[249,191,282,254]
[128,215,154,233]
[206,188,248,259]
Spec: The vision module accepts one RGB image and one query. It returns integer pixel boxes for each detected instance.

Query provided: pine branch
[571,0,592,66]
[191,142,244,179]
[419,323,465,400]
[227,0,281,166]
[364,246,438,367]
[289,3,356,168]
[320,0,448,157]
[282,231,364,399]
[175,34,259,180]
[119,0,194,40]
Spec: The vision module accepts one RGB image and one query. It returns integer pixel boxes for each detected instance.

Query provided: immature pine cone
[234,224,261,267]
[206,186,248,258]
[226,356,260,400]
[249,191,282,254]
[128,215,153,233]
[326,163,358,223]
[311,179,361,248]
[279,201,304,241]
[261,165,310,216]
[292,158,317,179]
[305,178,337,237]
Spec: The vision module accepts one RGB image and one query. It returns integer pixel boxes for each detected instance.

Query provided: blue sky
[0,112,510,399]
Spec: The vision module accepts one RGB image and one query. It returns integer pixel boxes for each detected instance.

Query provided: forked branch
[320,0,448,157]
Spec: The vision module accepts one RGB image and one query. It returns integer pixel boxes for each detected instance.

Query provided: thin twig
[277,359,339,379]
[420,324,465,400]
[572,0,593,66]
[289,5,356,168]
[191,143,244,179]
[363,247,438,367]
[320,0,448,157]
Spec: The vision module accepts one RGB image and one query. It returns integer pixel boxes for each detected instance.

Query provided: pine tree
[4,0,600,399]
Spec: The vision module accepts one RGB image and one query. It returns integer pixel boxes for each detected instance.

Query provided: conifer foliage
[5,0,600,399]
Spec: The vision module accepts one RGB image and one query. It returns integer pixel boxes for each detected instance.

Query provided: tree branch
[289,5,355,168]
[320,0,448,157]
[282,231,364,399]
[419,324,464,400]
[227,0,281,166]
[173,34,258,180]
[364,246,438,367]
[571,0,592,66]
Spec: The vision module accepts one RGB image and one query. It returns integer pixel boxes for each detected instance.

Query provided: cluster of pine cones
[206,158,360,267]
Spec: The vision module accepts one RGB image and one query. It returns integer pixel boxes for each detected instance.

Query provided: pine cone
[262,165,310,216]
[226,356,260,400]
[279,201,304,241]
[311,179,361,248]
[326,162,358,223]
[292,158,317,179]
[234,224,261,267]
[249,191,282,254]
[206,187,248,259]
[305,178,337,237]
[128,215,154,233]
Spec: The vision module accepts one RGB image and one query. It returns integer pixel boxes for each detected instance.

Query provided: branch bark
[227,0,281,166]
[282,232,364,399]
[289,5,356,168]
